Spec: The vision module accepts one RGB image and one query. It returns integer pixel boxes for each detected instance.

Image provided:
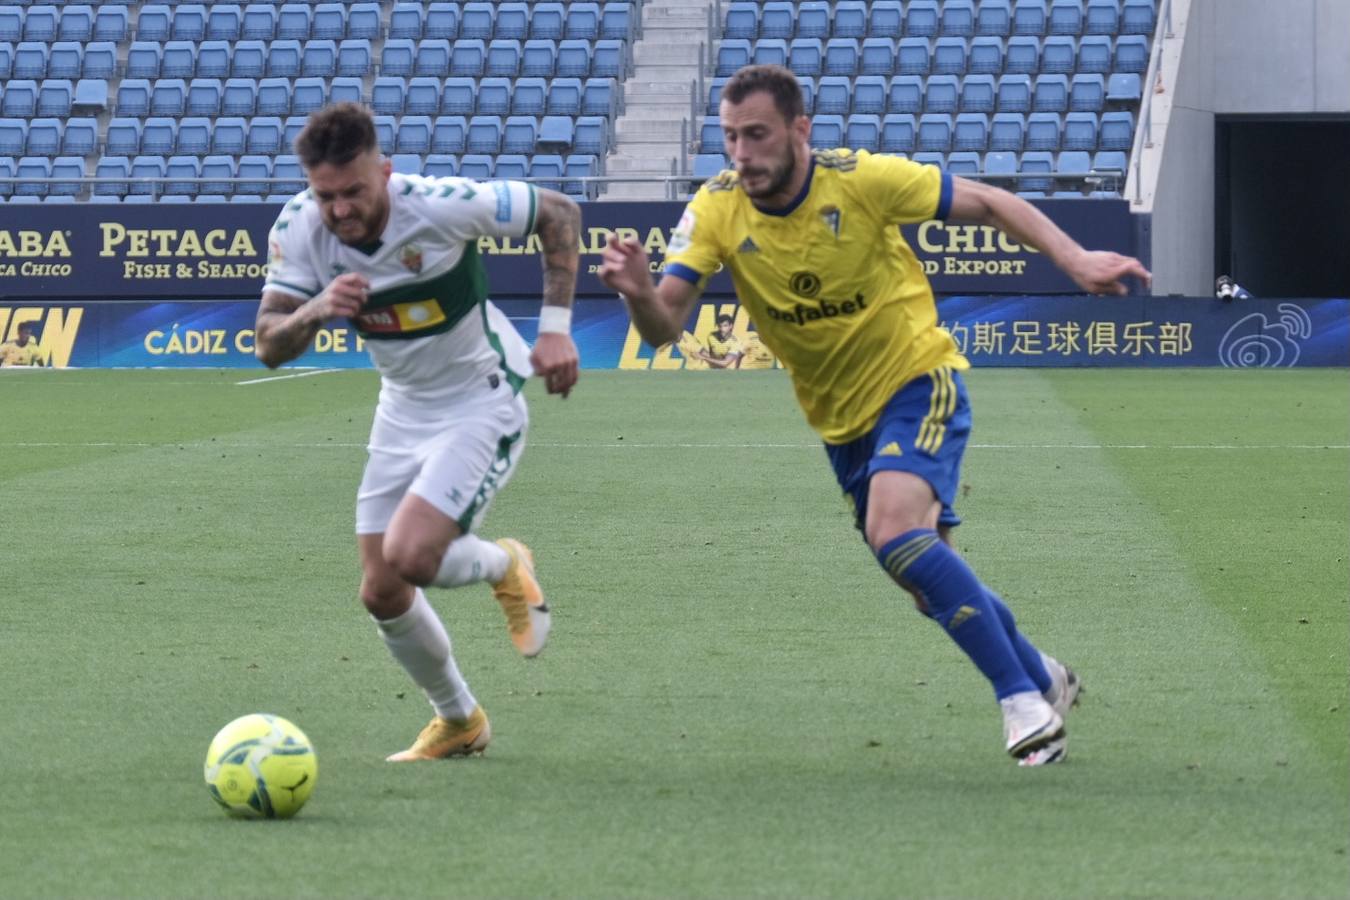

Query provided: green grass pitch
[2,367,1346,898]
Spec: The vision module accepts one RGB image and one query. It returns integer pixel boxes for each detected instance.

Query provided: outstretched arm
[254,273,370,368]
[597,234,703,347]
[530,188,581,397]
[946,177,1151,295]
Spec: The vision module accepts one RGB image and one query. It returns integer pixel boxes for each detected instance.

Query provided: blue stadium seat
[205,5,240,42]
[556,39,591,78]
[187,78,221,117]
[538,115,573,152]
[490,150,525,178]
[799,77,817,116]
[416,38,453,76]
[440,76,475,116]
[810,114,844,150]
[246,117,283,155]
[72,78,108,114]
[137,5,171,42]
[1086,0,1120,34]
[1099,110,1134,150]
[1056,149,1092,186]
[337,39,372,77]
[432,115,468,153]
[1050,0,1085,35]
[926,75,960,114]
[961,74,997,113]
[860,37,895,76]
[788,38,822,78]
[591,39,624,78]
[852,75,887,115]
[312,4,346,42]
[724,3,758,41]
[303,39,337,77]
[977,0,1012,36]
[105,117,142,156]
[493,4,526,41]
[460,3,494,41]
[159,41,196,80]
[390,152,422,175]
[423,3,459,41]
[389,3,424,40]
[947,150,982,175]
[192,41,228,79]
[76,41,113,81]
[542,77,578,116]
[241,4,276,41]
[459,154,494,180]
[887,75,923,114]
[600,2,634,41]
[1034,74,1069,112]
[566,3,602,41]
[814,76,849,115]
[116,79,150,117]
[36,80,71,118]
[983,149,1018,181]
[706,76,726,115]
[1121,0,1156,35]
[273,155,304,194]
[47,42,81,80]
[172,4,206,42]
[717,39,751,77]
[48,156,84,197]
[1004,36,1039,74]
[397,115,433,153]
[1106,72,1141,103]
[267,40,302,78]
[880,113,916,154]
[150,78,186,117]
[0,158,14,199]
[405,76,440,116]
[896,38,930,76]
[968,36,1003,75]
[1014,0,1049,35]
[1019,150,1054,190]
[276,4,312,42]
[373,114,397,154]
[522,38,557,77]
[823,38,859,76]
[330,76,363,106]
[563,153,599,199]
[989,112,1026,151]
[907,0,940,37]
[200,155,235,196]
[449,39,485,77]
[531,153,565,190]
[0,9,23,44]
[95,7,129,42]
[532,3,567,41]
[760,2,794,40]
[942,0,976,37]
[275,115,300,154]
[699,115,721,150]
[372,76,406,116]
[1062,111,1098,150]
[128,155,166,197]
[502,115,536,154]
[1115,35,1148,73]
[753,38,788,69]
[797,1,831,40]
[0,118,25,157]
[177,116,212,156]
[467,115,502,154]
[381,38,415,77]
[424,153,457,178]
[1041,35,1076,74]
[863,1,898,38]
[844,113,881,152]
[2,80,36,118]
[933,37,968,76]
[917,113,952,152]
[1070,73,1105,111]
[573,116,608,155]
[232,41,266,79]
[94,155,130,197]
[26,118,61,157]
[1092,149,1127,174]
[255,76,290,116]
[141,117,178,155]
[14,43,48,80]
[1025,112,1062,150]
[1078,35,1112,73]
[222,78,257,116]
[477,77,511,115]
[164,155,200,196]
[912,151,944,168]
[582,77,617,117]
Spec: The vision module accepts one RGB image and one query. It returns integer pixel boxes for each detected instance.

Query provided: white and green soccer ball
[204,714,317,819]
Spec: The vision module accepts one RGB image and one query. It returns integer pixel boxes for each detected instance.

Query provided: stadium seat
[1001,36,1037,75]
[222,78,257,116]
[274,115,299,154]
[440,76,475,116]
[477,77,512,115]
[978,0,1013,36]
[0,157,14,199]
[141,117,177,156]
[864,1,899,38]
[1,80,36,118]
[521,39,557,78]
[896,38,930,76]
[1056,150,1092,191]
[137,5,171,42]
[823,38,859,76]
[1106,72,1142,103]
[117,79,152,116]
[95,7,130,42]
[502,115,537,154]
[880,113,917,154]
[196,42,231,79]
[417,38,453,77]
[852,75,887,115]
[186,78,222,117]
[164,155,200,196]
[373,115,396,154]
[172,4,206,42]
[759,2,793,40]
[1049,0,1085,35]
[1034,74,1070,112]
[967,37,1003,75]
[203,5,240,42]
[912,150,944,169]
[927,75,960,114]
[389,152,422,175]
[200,155,235,195]
[989,112,1026,151]
[397,115,433,153]
[405,76,440,116]
[984,149,1018,182]
[1092,149,1127,175]
[1026,112,1062,150]
[241,4,277,41]
[47,43,82,81]
[150,78,187,117]
[371,76,405,116]
[754,38,788,70]
[953,112,990,151]
[933,37,968,76]
[888,75,923,114]
[583,77,617,117]
[390,3,424,40]
[232,41,266,78]
[1115,35,1149,73]
[797,1,831,40]
[128,155,166,197]
[94,155,130,197]
[36,80,71,118]
[917,113,953,152]
[860,37,896,76]
[717,39,752,78]
[1078,35,1112,73]
[49,156,84,197]
[432,115,468,153]
[0,9,23,44]
[1099,110,1134,150]
[942,0,977,38]
[424,153,457,178]
[449,39,486,77]
[494,154,528,181]
[844,113,881,152]
[424,3,459,40]
[542,77,579,116]
[26,118,61,157]
[810,114,845,150]
[961,74,997,114]
[788,38,822,78]
[947,150,982,175]
[530,153,565,190]
[257,77,291,116]
[1086,0,1121,34]
[461,3,494,41]
[907,0,940,37]
[600,2,634,41]
[998,73,1034,113]
[467,115,502,154]
[563,153,599,199]
[105,118,141,156]
[14,43,48,80]
[381,38,415,77]
[699,115,722,151]
[1019,150,1054,190]
[311,3,345,41]
[277,4,312,42]
[573,116,609,155]
[71,78,107,115]
[591,40,625,78]
[337,39,372,77]
[1013,0,1049,36]
[533,3,567,41]
[556,39,591,78]
[1041,35,1076,74]
[566,3,602,41]
[1070,73,1105,111]
[724,3,758,41]
[1062,111,1098,150]
[268,41,303,79]
[303,40,337,78]
[273,155,304,194]
[538,115,574,152]
[177,117,212,156]
[0,118,25,158]
[459,154,494,180]
[330,76,363,106]
[158,41,195,80]
[1121,0,1156,35]
[246,117,283,155]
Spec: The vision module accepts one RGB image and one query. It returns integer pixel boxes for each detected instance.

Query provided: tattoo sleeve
[533,189,581,310]
[254,290,320,368]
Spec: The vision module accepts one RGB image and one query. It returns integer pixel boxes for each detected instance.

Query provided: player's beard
[329,198,387,247]
[739,146,797,201]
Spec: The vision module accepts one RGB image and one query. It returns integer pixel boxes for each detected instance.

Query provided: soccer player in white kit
[254,104,582,761]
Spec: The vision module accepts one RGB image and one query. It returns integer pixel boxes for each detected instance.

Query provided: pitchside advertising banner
[2,296,1345,369]
[0,200,1132,298]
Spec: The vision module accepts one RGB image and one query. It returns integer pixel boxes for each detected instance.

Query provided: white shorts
[355,393,529,536]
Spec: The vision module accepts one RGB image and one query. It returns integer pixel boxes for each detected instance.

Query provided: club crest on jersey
[400,243,423,274]
[820,206,841,238]
[268,240,283,265]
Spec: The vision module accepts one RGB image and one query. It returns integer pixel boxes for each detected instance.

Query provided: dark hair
[17,321,36,333]
[294,102,379,168]
[716,314,735,325]
[722,64,805,123]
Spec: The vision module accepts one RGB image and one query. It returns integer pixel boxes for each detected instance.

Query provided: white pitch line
[1,441,1347,451]
[235,369,341,386]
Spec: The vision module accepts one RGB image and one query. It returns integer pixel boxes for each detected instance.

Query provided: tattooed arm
[254,273,370,368]
[529,188,582,397]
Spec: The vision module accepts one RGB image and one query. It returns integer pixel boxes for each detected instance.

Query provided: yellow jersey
[663,149,968,443]
[704,331,743,361]
[0,339,42,367]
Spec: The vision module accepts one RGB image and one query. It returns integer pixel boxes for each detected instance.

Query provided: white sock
[433,534,510,588]
[374,589,477,721]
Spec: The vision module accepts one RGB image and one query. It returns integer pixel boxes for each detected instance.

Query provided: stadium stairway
[603,0,712,199]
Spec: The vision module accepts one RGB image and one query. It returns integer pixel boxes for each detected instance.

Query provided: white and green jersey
[263,173,538,408]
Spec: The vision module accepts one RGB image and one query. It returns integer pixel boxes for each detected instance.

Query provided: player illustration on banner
[670,304,781,370]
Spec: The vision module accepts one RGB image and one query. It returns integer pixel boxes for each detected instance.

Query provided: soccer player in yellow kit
[599,65,1150,765]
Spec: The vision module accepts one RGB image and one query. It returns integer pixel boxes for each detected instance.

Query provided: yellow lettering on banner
[1157,322,1192,356]
[969,322,1006,355]
[1011,321,1043,355]
[235,330,255,353]
[1086,321,1118,355]
[618,324,652,369]
[1046,322,1082,355]
[917,221,944,253]
[1122,321,1155,357]
[99,222,257,258]
[313,329,351,353]
[941,320,969,354]
[31,307,82,368]
[0,230,71,257]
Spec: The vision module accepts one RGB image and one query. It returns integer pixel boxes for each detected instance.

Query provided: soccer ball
[203,714,317,819]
